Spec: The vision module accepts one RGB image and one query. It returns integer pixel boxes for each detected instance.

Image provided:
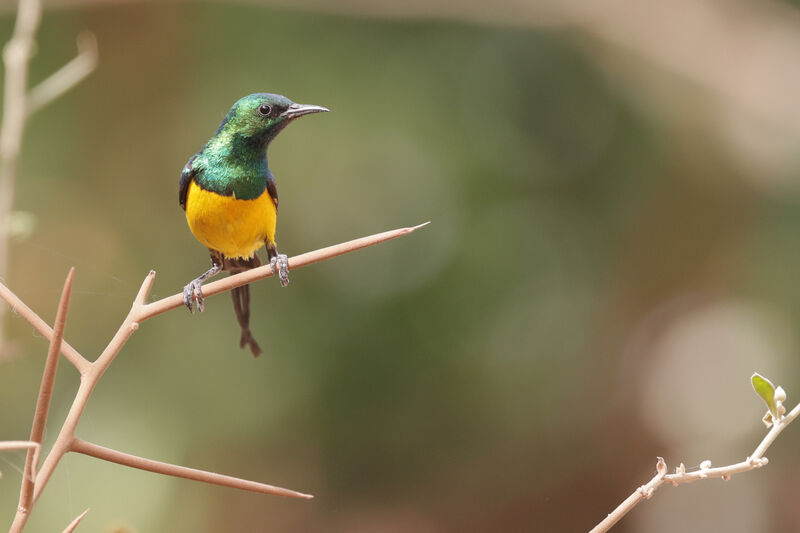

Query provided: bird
[179,93,328,357]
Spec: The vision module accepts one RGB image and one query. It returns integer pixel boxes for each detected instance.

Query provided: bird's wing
[266,176,279,209]
[178,154,197,211]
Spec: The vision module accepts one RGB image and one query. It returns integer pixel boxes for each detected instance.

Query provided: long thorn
[71,438,313,499]
[61,508,89,533]
[18,267,74,512]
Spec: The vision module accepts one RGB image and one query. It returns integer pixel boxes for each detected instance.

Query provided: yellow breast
[185,180,277,259]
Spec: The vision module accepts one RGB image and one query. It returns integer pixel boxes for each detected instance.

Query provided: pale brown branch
[589,458,666,533]
[0,441,39,453]
[134,269,156,306]
[0,0,96,357]
[0,279,89,372]
[141,222,429,319]
[31,378,91,503]
[26,32,97,116]
[590,400,800,532]
[0,441,40,479]
[71,438,311,499]
[61,508,89,533]
[0,0,40,356]
[17,267,73,514]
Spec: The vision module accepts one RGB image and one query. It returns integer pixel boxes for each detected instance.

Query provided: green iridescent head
[214,93,329,146]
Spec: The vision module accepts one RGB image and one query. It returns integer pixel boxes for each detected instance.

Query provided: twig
[142,221,430,318]
[0,0,96,356]
[589,400,800,533]
[0,281,89,372]
[0,222,426,530]
[589,458,666,533]
[0,441,39,453]
[0,0,39,356]
[16,268,72,520]
[71,438,312,499]
[0,441,40,480]
[26,32,97,116]
[61,508,89,533]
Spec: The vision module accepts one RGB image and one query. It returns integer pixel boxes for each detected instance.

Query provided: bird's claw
[183,280,206,313]
[270,254,290,287]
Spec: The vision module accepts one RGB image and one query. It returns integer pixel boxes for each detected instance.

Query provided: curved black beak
[281,103,330,119]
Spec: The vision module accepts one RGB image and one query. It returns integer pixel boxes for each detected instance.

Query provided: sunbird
[179,93,328,356]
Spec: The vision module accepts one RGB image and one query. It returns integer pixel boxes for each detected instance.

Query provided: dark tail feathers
[231,284,262,357]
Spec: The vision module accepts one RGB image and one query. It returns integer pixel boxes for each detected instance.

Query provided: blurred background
[1,0,800,531]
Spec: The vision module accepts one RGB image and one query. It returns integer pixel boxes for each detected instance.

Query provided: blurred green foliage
[1,2,800,532]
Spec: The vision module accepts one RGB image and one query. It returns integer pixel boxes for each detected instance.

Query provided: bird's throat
[194,141,271,200]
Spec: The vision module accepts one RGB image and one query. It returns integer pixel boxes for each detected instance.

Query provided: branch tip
[75,31,97,56]
[134,269,157,305]
[410,220,431,231]
[655,456,666,475]
[61,508,90,533]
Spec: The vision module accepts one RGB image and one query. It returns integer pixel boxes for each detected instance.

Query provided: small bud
[775,386,787,403]
[700,460,712,470]
[722,474,730,482]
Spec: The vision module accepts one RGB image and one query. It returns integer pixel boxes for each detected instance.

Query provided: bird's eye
[258,104,273,116]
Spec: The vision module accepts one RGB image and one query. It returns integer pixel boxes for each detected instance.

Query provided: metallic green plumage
[184,93,295,201]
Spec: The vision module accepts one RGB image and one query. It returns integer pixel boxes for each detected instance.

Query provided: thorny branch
[1,222,427,532]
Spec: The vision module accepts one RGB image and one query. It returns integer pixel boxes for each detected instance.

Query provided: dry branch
[0,441,39,453]
[0,281,88,372]
[0,0,96,356]
[1,222,427,531]
[142,221,429,318]
[0,441,40,480]
[26,32,97,116]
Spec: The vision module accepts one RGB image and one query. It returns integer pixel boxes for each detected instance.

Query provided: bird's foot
[270,254,290,287]
[183,279,206,313]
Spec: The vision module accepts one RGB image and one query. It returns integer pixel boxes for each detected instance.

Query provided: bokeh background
[1,0,800,531]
